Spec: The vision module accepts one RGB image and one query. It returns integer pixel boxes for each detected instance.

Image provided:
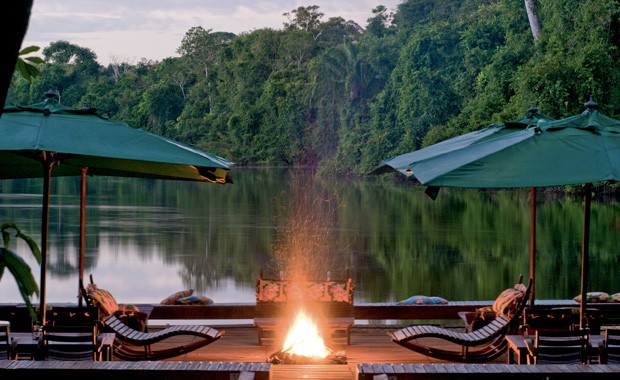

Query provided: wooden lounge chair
[101,313,223,361]
[525,329,590,364]
[598,328,620,364]
[49,304,224,361]
[388,276,532,363]
[75,276,225,361]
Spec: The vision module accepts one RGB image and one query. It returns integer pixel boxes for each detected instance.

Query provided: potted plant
[0,222,41,323]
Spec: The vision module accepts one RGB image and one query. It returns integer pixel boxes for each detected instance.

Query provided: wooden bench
[254,272,354,346]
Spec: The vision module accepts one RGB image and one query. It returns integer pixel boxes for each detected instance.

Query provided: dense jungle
[6,0,620,177]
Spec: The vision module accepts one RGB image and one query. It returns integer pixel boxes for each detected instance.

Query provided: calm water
[0,167,618,306]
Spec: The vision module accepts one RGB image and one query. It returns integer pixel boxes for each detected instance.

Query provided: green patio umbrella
[0,92,233,324]
[371,107,552,306]
[372,100,620,329]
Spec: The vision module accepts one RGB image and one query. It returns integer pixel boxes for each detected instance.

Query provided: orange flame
[282,310,331,358]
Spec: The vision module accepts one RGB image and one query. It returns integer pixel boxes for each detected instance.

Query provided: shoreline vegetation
[6,2,620,178]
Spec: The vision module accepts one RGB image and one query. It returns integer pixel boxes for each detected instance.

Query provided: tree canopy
[6,0,620,175]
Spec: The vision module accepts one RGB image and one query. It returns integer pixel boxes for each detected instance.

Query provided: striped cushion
[86,286,119,316]
[492,288,524,315]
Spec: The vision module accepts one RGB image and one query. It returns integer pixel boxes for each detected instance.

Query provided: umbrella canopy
[0,93,232,324]
[370,107,554,184]
[372,100,620,328]
[0,97,231,182]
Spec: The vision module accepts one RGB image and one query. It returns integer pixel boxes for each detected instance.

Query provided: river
[0,167,618,305]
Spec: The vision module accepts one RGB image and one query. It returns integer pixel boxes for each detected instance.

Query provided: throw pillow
[160,289,194,305]
[87,285,119,316]
[175,295,214,305]
[611,293,620,302]
[397,295,449,305]
[573,292,611,303]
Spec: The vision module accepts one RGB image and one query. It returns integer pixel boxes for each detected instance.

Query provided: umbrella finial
[44,89,60,104]
[584,96,598,110]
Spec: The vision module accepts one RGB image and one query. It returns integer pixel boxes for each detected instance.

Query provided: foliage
[13,45,43,83]
[6,0,620,175]
[0,222,41,323]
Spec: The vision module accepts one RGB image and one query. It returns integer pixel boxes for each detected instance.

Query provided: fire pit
[266,309,347,365]
[268,350,347,365]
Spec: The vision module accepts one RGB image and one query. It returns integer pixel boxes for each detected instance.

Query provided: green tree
[255,68,306,164]
[177,27,235,111]
[283,5,324,32]
[314,16,363,46]
[0,223,41,323]
[208,30,278,163]
[365,5,395,38]
[509,0,620,117]
[22,41,103,107]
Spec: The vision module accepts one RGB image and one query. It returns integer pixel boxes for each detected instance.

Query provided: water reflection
[0,168,618,305]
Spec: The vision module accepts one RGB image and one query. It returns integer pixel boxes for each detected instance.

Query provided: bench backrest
[256,274,354,319]
[256,278,354,304]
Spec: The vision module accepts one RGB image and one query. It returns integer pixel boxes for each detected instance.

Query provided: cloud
[23,0,401,65]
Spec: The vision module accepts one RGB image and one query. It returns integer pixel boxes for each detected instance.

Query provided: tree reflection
[0,170,617,304]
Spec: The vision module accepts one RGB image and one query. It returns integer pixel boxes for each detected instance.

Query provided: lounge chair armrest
[524,337,537,357]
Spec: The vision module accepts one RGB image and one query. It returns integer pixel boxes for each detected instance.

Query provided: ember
[267,309,347,365]
[267,350,347,365]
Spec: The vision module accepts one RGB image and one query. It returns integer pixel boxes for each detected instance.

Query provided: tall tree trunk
[524,0,541,40]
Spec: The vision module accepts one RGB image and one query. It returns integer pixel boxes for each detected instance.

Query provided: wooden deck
[4,301,620,379]
[3,323,620,379]
[123,324,620,379]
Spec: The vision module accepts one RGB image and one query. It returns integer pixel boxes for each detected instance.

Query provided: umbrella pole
[78,167,88,307]
[579,183,592,330]
[38,160,53,326]
[529,187,536,307]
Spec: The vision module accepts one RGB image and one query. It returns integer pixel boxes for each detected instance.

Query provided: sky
[23,1,402,66]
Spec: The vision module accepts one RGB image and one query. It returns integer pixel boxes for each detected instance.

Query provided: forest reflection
[0,167,618,304]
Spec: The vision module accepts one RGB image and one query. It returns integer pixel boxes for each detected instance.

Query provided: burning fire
[281,310,331,358]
